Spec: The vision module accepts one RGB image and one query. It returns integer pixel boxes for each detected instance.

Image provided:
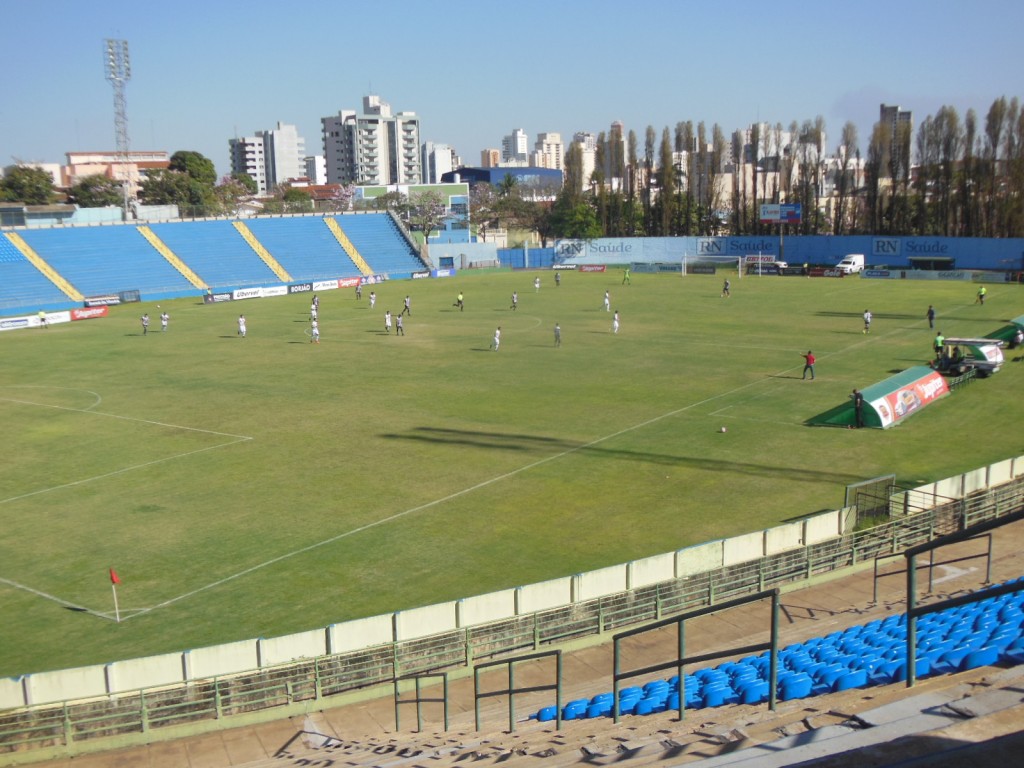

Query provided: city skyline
[2,0,1022,181]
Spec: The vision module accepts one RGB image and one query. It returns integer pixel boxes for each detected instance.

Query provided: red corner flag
[109,568,121,585]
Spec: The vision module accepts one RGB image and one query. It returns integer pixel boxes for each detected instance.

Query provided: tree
[213,175,255,215]
[169,151,217,186]
[231,172,258,196]
[68,174,123,208]
[408,190,448,241]
[833,121,859,234]
[0,166,57,205]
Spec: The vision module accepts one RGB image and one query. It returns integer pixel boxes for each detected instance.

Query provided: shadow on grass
[380,426,862,484]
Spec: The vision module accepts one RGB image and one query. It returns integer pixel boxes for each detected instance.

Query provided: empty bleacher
[148,220,279,290]
[0,235,71,313]
[530,577,1024,723]
[242,217,357,282]
[18,226,195,299]
[333,213,425,277]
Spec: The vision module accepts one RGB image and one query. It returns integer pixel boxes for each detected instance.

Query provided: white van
[836,254,865,274]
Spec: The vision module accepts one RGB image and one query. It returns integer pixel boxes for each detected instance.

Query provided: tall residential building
[480,148,501,168]
[501,128,529,164]
[422,142,458,184]
[304,155,327,185]
[321,95,422,186]
[571,133,597,186]
[260,122,306,189]
[229,123,305,193]
[533,132,564,170]
[879,104,913,176]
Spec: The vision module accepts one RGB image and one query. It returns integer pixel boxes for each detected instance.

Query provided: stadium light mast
[104,39,132,220]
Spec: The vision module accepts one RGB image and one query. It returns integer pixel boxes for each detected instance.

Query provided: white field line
[0,394,251,506]
[126,363,803,620]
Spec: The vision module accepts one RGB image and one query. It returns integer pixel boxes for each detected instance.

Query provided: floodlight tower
[104,39,132,220]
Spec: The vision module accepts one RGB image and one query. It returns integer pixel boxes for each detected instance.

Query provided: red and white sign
[871,371,949,428]
[579,264,607,273]
[72,307,109,321]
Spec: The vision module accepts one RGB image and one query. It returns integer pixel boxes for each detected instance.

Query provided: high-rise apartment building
[421,142,458,184]
[322,95,422,186]
[501,128,529,164]
[229,122,306,193]
[304,155,327,185]
[229,134,268,193]
[533,132,564,170]
[480,148,501,168]
[261,122,305,189]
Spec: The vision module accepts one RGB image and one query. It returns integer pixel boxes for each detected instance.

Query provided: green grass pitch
[0,269,1021,678]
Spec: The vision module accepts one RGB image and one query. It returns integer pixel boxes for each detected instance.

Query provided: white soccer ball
[719,426,727,433]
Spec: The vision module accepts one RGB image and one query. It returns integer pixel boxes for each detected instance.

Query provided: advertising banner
[870,369,949,429]
[84,294,121,307]
[579,265,607,273]
[72,307,109,321]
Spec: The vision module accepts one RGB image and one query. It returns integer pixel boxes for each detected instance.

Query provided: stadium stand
[17,226,196,300]
[528,577,1024,723]
[0,234,71,312]
[242,217,359,282]
[333,213,425,277]
[147,220,280,290]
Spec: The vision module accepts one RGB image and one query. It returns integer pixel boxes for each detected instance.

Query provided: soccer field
[1,269,1021,678]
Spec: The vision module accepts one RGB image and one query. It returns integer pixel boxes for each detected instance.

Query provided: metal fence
[2,475,1023,761]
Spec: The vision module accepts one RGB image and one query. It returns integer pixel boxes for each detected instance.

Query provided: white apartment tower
[501,128,529,164]
[229,134,268,193]
[261,122,306,189]
[322,95,422,186]
[421,141,457,184]
[533,132,564,170]
[229,122,306,193]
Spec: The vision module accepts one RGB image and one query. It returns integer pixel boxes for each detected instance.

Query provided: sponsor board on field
[45,311,72,325]
[808,268,845,278]
[863,269,897,279]
[579,264,607,273]
[263,286,288,298]
[746,264,780,275]
[0,317,32,331]
[412,270,431,279]
[204,292,233,304]
[338,277,361,288]
[686,264,717,275]
[72,307,109,320]
[233,287,263,301]
[288,283,314,294]
[312,280,338,292]
[84,294,121,306]
[431,268,455,278]
[360,274,389,285]
[552,263,578,271]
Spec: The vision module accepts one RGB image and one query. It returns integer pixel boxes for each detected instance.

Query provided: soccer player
[369,291,376,309]
[454,291,464,311]
[622,267,631,285]
[612,310,620,334]
[863,309,872,334]
[554,322,561,347]
[310,318,320,344]
[721,279,731,298]
[160,311,169,331]
[310,304,318,322]
[510,291,518,311]
[384,310,392,335]
[926,304,936,329]
[555,272,561,287]
[141,313,149,335]
[237,315,246,337]
[395,313,405,336]
[355,283,362,300]
[38,310,47,329]
[976,286,987,304]
[401,295,411,316]
[603,291,611,312]
[491,326,501,351]
[534,276,540,292]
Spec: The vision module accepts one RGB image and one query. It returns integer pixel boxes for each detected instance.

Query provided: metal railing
[2,475,1022,761]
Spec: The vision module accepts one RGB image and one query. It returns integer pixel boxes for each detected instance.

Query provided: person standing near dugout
[801,350,816,380]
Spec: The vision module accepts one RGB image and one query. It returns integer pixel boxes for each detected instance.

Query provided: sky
[2,0,1023,180]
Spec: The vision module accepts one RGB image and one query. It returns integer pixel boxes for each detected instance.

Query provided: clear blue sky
[2,0,1022,179]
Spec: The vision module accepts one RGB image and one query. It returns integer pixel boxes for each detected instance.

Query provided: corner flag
[109,568,121,585]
